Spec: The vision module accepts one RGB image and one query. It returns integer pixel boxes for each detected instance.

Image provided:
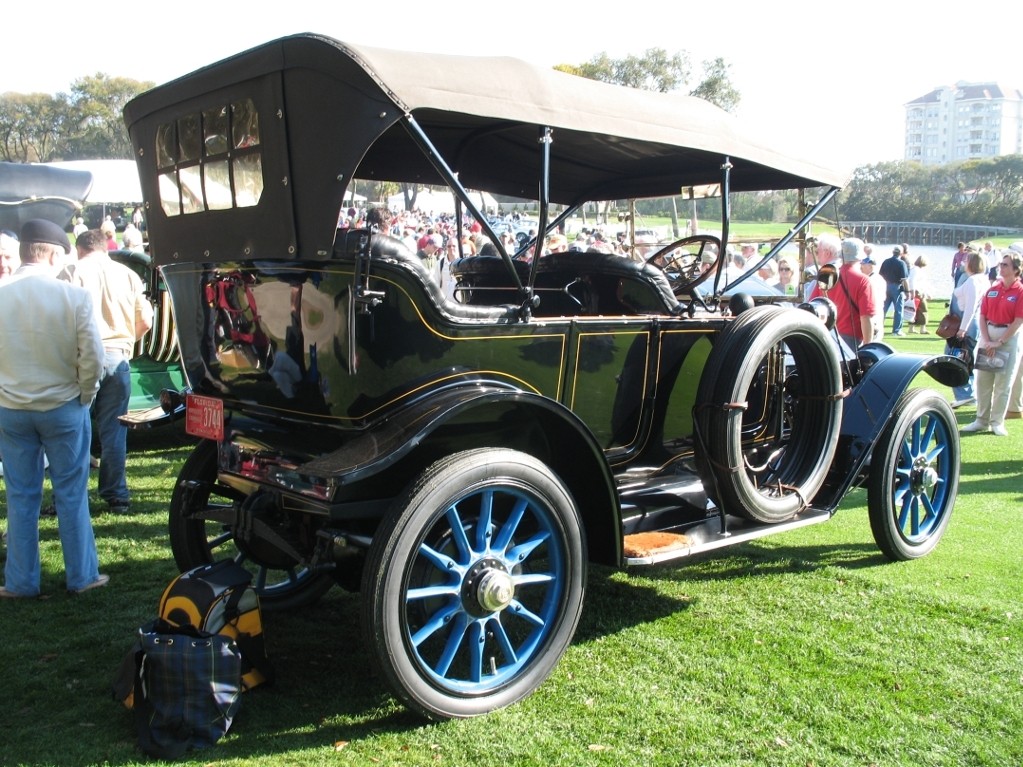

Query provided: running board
[623,508,832,566]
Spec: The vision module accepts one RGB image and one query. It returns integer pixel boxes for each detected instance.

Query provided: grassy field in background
[2,328,1021,767]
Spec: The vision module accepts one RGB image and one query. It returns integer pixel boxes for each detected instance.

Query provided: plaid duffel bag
[114,621,242,759]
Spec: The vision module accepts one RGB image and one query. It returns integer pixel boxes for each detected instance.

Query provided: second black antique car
[123,34,966,719]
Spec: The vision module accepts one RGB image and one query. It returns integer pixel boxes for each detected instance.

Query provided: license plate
[185,394,224,441]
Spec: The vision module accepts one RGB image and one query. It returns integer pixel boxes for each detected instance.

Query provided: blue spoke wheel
[868,390,960,560]
[362,448,586,719]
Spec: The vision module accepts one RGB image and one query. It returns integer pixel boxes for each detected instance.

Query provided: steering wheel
[645,234,723,294]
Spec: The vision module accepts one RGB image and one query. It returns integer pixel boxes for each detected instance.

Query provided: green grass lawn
[2,327,1021,766]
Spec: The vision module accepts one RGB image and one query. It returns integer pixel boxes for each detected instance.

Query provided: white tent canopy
[386,188,497,216]
[44,159,143,204]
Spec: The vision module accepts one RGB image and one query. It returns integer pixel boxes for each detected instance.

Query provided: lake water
[869,244,958,298]
[862,244,988,299]
[775,243,981,299]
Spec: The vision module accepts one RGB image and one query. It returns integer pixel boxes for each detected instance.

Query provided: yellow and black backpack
[157,560,274,691]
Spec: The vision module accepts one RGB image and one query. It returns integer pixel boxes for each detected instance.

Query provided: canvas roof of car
[123,34,847,262]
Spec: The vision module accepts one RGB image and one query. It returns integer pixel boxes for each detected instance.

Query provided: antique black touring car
[123,34,966,720]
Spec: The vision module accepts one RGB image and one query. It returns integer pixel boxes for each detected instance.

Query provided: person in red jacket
[810,237,876,351]
[962,251,1023,436]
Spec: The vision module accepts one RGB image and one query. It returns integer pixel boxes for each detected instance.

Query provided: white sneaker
[951,397,976,409]
[992,424,1009,437]
[960,421,989,433]
[68,573,110,595]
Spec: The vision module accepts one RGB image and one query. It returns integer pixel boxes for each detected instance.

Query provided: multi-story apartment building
[904,81,1023,166]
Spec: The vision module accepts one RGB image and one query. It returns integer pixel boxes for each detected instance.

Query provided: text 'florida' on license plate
[185,394,224,441]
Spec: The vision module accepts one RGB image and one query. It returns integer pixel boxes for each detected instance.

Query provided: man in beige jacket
[0,219,106,597]
[64,229,153,514]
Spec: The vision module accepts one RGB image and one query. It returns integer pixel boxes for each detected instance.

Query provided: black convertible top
[123,34,846,264]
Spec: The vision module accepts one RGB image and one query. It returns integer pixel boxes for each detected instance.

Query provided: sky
[4,1,1019,172]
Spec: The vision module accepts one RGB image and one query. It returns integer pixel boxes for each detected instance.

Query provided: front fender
[858,342,970,390]
[813,346,969,510]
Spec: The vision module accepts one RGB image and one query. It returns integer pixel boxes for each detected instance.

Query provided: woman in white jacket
[949,252,991,407]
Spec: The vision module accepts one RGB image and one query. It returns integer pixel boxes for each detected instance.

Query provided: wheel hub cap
[476,570,515,612]
[911,460,938,494]
[463,557,515,614]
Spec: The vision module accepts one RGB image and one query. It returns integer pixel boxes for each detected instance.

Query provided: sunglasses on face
[778,266,791,272]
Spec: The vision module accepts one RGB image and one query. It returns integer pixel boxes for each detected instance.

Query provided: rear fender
[299,383,622,566]
[815,346,969,509]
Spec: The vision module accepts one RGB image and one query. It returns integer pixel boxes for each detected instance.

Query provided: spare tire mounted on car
[694,305,844,523]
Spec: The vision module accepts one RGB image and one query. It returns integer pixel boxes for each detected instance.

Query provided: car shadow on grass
[621,540,889,587]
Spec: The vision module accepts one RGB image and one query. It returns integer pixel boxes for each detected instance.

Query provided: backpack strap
[234,631,276,687]
[218,574,276,688]
[111,634,145,708]
[222,579,247,621]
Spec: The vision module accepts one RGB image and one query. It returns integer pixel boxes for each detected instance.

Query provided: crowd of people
[0,217,151,599]
[346,205,677,299]
[804,232,1023,437]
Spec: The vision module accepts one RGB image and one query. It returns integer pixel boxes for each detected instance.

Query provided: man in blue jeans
[0,220,106,597]
[63,230,153,513]
[879,245,911,336]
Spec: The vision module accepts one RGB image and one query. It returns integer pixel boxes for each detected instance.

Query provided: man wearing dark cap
[0,219,107,598]
[859,249,887,341]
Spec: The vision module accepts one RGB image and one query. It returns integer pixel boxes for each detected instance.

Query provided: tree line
[0,74,151,163]
[838,157,1023,228]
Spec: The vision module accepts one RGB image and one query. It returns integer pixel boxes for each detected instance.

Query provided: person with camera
[962,252,1023,436]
